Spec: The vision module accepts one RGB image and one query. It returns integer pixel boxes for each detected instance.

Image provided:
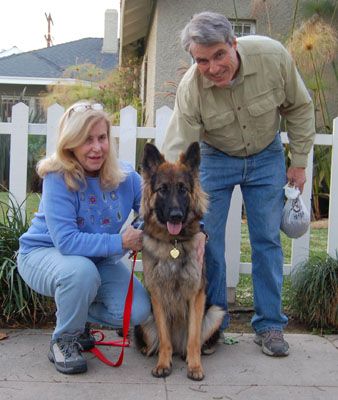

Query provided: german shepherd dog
[135,142,225,381]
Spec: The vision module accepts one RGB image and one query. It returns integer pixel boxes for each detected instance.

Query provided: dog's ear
[179,142,200,172]
[142,142,166,177]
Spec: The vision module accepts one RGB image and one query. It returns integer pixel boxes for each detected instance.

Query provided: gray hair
[181,11,234,54]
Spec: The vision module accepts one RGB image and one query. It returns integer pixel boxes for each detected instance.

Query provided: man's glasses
[69,103,104,116]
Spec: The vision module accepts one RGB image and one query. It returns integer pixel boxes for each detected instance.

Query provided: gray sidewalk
[1,329,337,400]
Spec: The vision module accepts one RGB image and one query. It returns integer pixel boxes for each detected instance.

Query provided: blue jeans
[17,248,151,339]
[200,134,288,333]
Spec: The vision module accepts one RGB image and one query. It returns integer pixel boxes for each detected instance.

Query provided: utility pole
[44,13,54,47]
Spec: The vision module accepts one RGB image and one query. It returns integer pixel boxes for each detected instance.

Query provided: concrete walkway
[0,329,337,400]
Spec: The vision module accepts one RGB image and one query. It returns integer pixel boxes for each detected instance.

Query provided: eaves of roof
[0,76,94,86]
[120,0,154,46]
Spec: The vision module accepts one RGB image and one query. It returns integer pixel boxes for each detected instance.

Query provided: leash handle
[89,252,137,367]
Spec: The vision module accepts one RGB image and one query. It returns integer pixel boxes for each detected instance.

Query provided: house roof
[0,38,118,85]
[0,46,23,58]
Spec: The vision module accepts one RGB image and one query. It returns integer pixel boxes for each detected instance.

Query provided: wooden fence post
[156,106,172,150]
[119,106,137,168]
[226,185,242,303]
[328,117,338,259]
[290,146,313,270]
[46,104,64,156]
[9,103,29,213]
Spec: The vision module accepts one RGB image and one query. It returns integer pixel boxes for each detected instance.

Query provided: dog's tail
[134,314,159,356]
[201,305,226,343]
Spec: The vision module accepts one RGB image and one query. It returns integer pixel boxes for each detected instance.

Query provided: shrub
[290,254,338,332]
[0,188,54,326]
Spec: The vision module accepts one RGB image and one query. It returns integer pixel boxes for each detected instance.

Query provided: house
[0,9,119,122]
[119,0,337,129]
[0,46,23,58]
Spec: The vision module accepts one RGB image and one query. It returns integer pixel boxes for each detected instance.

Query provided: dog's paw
[187,366,204,381]
[152,363,172,378]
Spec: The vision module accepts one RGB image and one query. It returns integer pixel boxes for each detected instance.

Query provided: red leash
[87,252,137,367]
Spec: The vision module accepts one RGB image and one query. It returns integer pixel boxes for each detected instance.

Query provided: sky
[0,0,120,52]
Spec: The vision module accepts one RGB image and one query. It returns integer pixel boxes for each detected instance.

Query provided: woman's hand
[196,231,207,271]
[122,226,143,252]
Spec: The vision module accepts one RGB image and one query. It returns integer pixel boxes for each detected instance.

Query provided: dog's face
[141,142,207,238]
[151,164,192,235]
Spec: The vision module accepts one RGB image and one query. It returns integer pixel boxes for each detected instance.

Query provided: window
[0,95,45,122]
[230,20,256,37]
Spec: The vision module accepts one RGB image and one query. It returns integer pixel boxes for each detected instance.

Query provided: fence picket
[46,104,63,157]
[9,103,29,208]
[328,118,338,258]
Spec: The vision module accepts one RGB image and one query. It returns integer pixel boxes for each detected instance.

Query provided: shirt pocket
[247,88,284,132]
[203,110,235,131]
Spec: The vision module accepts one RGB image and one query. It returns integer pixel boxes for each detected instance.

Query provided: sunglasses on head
[69,103,104,116]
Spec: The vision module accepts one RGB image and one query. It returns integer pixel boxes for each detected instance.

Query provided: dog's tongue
[167,221,182,235]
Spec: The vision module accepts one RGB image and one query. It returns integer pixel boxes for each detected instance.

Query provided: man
[162,11,315,357]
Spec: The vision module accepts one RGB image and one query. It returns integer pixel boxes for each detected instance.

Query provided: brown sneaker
[254,330,289,357]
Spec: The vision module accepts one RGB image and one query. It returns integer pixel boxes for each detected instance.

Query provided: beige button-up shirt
[162,35,315,168]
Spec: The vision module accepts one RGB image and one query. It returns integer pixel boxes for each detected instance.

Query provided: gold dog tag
[170,248,180,259]
[170,240,180,259]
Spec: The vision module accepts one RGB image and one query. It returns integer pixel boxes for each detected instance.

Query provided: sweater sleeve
[43,173,124,257]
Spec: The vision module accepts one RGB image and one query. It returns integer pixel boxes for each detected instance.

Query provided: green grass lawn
[236,222,328,308]
[240,222,328,263]
[0,192,40,223]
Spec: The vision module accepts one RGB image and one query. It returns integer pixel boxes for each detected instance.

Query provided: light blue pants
[200,133,289,333]
[17,248,151,339]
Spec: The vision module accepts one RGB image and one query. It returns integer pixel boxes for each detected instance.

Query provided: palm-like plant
[291,254,338,332]
[286,16,337,218]
[0,188,54,326]
[286,17,337,132]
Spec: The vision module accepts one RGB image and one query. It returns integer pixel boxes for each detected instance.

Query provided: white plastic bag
[280,183,310,239]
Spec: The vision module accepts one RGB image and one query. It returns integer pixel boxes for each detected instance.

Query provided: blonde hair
[37,100,126,191]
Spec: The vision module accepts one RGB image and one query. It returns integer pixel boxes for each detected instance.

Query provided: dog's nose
[169,208,183,222]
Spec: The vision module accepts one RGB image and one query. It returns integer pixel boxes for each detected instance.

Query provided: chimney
[102,9,118,54]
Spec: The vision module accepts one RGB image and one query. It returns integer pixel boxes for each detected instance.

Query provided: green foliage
[41,59,146,171]
[290,254,338,332]
[0,188,54,326]
[27,135,46,193]
[302,0,338,22]
[0,94,47,191]
[0,135,10,188]
[0,134,46,192]
[235,221,329,313]
[42,59,143,125]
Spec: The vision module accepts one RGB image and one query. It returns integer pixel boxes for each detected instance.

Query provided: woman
[18,101,151,374]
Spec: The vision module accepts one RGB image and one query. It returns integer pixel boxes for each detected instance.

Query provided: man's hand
[286,166,306,194]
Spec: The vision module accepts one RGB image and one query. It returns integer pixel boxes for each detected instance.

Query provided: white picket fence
[1,102,338,301]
